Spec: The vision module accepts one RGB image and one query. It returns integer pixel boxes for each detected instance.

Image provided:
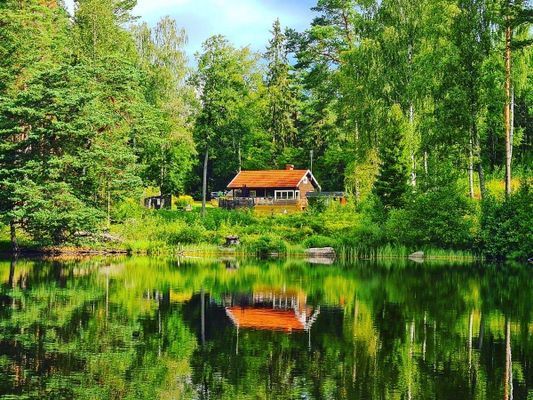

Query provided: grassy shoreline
[3,199,525,262]
[0,241,480,263]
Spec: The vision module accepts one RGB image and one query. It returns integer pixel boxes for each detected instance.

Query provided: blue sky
[64,0,316,61]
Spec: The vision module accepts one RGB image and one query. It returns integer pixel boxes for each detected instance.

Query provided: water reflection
[222,289,319,332]
[0,256,531,399]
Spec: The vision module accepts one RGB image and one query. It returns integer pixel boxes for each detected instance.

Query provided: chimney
[285,164,294,171]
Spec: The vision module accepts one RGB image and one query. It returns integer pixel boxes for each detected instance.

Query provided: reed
[338,244,478,262]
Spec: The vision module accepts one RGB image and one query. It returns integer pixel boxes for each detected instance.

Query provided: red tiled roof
[225,307,305,332]
[227,170,310,189]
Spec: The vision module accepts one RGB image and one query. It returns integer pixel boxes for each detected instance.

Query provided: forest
[0,0,531,259]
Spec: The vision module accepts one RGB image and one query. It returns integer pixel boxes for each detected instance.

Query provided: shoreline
[0,245,483,262]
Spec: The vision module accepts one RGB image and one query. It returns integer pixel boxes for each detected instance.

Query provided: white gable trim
[297,170,322,192]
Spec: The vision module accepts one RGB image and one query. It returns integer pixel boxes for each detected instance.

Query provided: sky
[64,0,317,61]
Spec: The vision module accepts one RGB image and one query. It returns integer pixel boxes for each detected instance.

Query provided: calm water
[0,257,531,399]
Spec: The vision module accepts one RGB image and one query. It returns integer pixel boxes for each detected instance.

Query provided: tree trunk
[468,311,473,373]
[354,177,360,202]
[510,86,514,160]
[10,220,19,254]
[107,184,111,229]
[478,312,485,349]
[160,147,165,196]
[504,317,512,400]
[201,287,205,346]
[504,21,512,198]
[473,124,486,199]
[8,257,16,287]
[238,141,242,172]
[409,104,416,187]
[201,148,209,218]
[477,162,486,200]
[468,135,475,199]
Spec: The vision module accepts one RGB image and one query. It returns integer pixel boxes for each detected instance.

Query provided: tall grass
[337,244,478,262]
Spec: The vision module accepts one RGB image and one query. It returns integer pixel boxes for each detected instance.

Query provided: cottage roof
[225,307,307,332]
[227,169,321,190]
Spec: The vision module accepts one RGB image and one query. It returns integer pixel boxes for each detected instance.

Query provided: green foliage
[132,17,196,195]
[0,0,530,255]
[245,234,288,257]
[307,196,329,212]
[385,182,478,249]
[373,105,409,210]
[0,2,196,246]
[113,198,146,222]
[265,19,298,154]
[481,182,533,259]
[164,222,206,245]
[175,195,194,208]
[191,35,267,195]
[303,234,339,249]
[12,180,103,245]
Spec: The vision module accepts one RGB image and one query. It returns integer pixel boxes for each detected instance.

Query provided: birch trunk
[468,135,475,199]
[409,105,416,187]
[510,86,514,160]
[504,318,512,400]
[504,20,512,197]
[472,124,486,199]
[202,148,209,218]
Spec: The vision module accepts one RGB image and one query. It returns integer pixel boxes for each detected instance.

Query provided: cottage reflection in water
[222,289,320,333]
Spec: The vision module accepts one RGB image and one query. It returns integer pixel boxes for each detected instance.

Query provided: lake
[0,256,531,399]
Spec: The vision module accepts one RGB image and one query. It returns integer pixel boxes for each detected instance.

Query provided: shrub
[385,183,477,249]
[163,222,206,245]
[114,198,145,222]
[342,220,384,249]
[303,234,339,249]
[307,196,328,212]
[481,182,532,260]
[175,195,194,208]
[245,235,287,257]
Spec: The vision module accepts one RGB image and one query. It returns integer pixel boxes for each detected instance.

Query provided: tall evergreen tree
[373,105,409,210]
[0,0,74,248]
[264,19,298,158]
[72,0,147,223]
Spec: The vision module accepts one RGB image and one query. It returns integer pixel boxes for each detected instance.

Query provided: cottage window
[275,190,296,200]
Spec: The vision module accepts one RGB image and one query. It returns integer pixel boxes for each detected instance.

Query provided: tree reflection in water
[0,257,531,399]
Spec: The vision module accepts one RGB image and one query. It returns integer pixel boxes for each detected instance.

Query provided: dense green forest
[0,0,531,258]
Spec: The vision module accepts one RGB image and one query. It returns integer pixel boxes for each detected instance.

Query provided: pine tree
[373,106,409,210]
[0,0,74,248]
[264,19,297,153]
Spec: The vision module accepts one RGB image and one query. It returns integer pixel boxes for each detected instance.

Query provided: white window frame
[275,190,296,200]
